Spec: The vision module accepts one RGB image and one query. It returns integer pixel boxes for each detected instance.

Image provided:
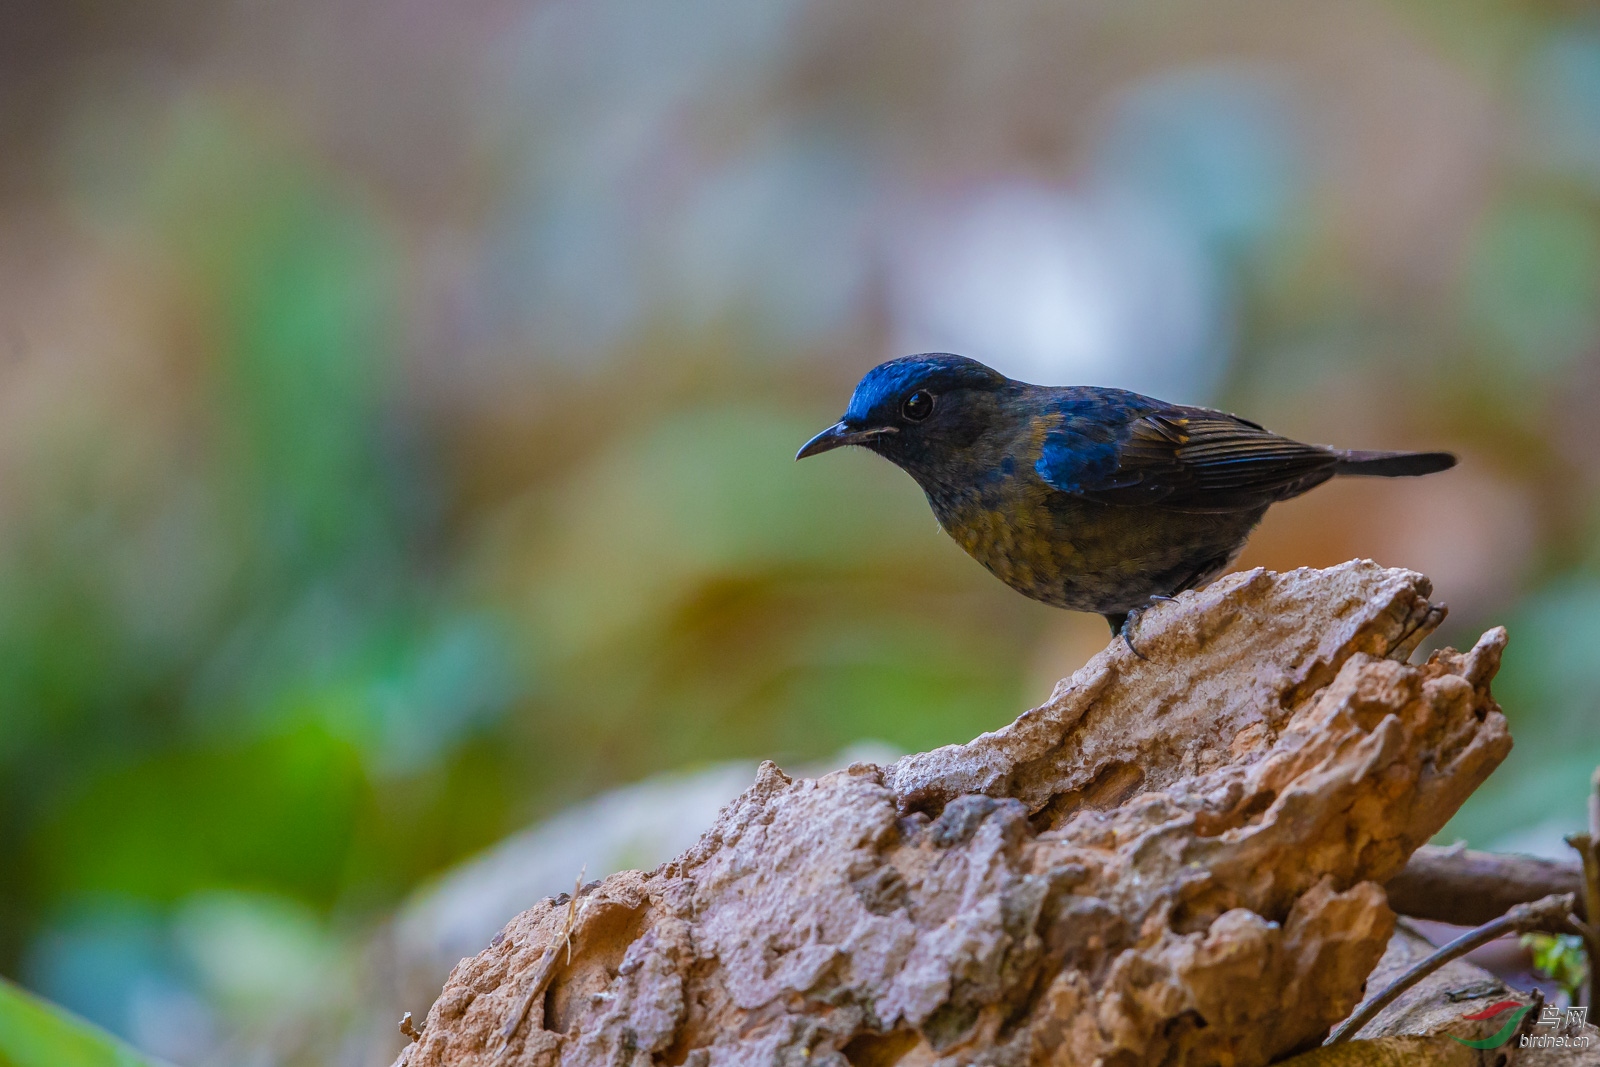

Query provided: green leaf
[0,977,169,1067]
[1521,932,1589,998]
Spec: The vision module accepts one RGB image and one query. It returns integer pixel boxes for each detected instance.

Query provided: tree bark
[395,561,1515,1067]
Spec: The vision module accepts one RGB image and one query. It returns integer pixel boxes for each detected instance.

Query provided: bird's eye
[901,390,935,422]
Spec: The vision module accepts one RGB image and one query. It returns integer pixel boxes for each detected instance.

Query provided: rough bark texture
[395,561,1513,1067]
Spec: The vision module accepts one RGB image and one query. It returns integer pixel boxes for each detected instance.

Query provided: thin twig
[566,863,586,964]
[1569,765,1600,1008]
[1563,773,1600,1011]
[496,865,589,1060]
[1326,892,1577,1045]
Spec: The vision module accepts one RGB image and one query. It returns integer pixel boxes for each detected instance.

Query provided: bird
[796,353,1456,654]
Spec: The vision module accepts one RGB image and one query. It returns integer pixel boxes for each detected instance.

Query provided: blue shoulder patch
[1033,392,1152,495]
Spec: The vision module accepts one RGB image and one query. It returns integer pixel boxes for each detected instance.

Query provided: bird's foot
[1119,609,1150,660]
[1110,596,1175,660]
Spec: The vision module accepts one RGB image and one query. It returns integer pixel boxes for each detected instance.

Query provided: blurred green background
[1,1,1598,1063]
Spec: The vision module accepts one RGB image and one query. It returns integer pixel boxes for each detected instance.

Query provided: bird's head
[796,354,1013,478]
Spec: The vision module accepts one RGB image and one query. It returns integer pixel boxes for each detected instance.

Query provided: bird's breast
[924,474,1075,598]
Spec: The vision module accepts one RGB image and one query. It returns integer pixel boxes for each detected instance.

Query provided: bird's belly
[932,489,1263,614]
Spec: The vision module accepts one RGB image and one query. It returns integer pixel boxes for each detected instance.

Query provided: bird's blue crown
[844,353,1008,424]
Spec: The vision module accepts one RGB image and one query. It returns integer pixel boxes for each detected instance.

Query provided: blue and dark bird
[797,354,1456,651]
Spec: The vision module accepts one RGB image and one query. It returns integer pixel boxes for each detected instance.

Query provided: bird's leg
[1110,596,1176,660]
[1114,559,1227,658]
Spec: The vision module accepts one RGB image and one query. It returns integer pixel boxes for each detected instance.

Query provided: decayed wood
[1384,847,1588,926]
[395,561,1513,1067]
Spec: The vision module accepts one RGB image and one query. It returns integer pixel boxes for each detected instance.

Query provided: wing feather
[1036,406,1339,510]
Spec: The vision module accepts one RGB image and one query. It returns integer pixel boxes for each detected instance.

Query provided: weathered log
[396,561,1513,1067]
[1385,847,1587,927]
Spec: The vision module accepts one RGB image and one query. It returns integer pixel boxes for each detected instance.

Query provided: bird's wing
[1036,405,1339,511]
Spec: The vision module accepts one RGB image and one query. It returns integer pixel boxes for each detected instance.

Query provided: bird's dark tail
[1332,449,1457,477]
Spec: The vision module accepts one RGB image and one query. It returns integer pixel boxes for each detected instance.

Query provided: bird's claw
[1119,608,1150,661]
[1119,595,1179,659]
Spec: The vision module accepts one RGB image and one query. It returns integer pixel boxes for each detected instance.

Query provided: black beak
[795,422,894,460]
